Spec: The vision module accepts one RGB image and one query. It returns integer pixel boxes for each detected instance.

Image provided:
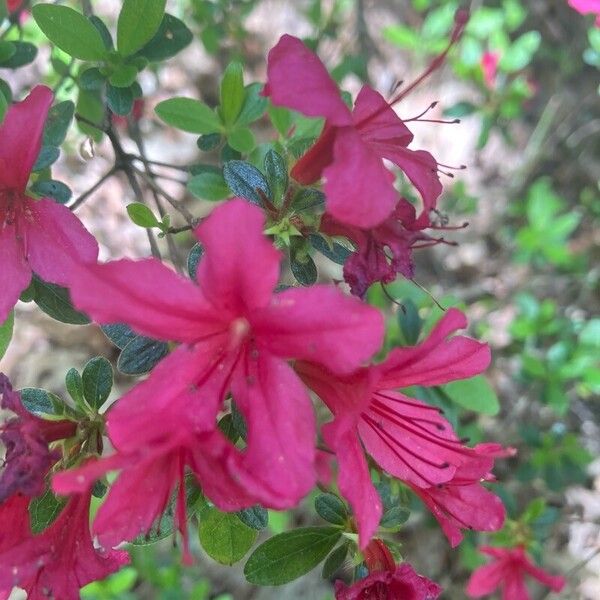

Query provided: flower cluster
[0,11,566,599]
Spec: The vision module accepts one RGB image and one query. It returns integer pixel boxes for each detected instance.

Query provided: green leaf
[131,476,203,545]
[65,367,85,410]
[264,150,288,202]
[29,489,66,533]
[237,506,268,530]
[135,13,193,62]
[101,323,137,349]
[222,160,271,206]
[79,67,105,91]
[30,277,90,325]
[30,179,72,204]
[0,92,6,124]
[187,243,204,281]
[236,83,268,127]
[187,172,231,201]
[0,41,16,63]
[220,61,245,126]
[107,84,134,116]
[155,97,221,134]
[244,527,342,585]
[20,388,63,418]
[199,505,257,565]
[117,0,166,56]
[117,336,169,375]
[0,42,37,68]
[379,504,410,530]
[290,250,317,286]
[108,64,139,88]
[314,494,347,526]
[0,311,13,361]
[500,31,541,72]
[321,542,349,579]
[32,146,60,172]
[89,15,114,50]
[82,356,113,410]
[43,100,75,147]
[442,375,500,416]
[197,132,222,151]
[443,101,477,118]
[308,234,351,265]
[398,298,422,345]
[227,127,255,153]
[127,202,160,228]
[32,4,108,61]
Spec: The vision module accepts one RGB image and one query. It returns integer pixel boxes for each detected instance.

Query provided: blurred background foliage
[1,0,598,598]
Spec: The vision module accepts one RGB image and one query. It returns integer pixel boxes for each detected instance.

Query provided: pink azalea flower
[0,491,128,600]
[408,443,514,547]
[54,390,258,563]
[481,51,500,89]
[58,199,383,529]
[335,562,442,600]
[263,12,468,229]
[6,0,23,12]
[0,373,76,502]
[321,200,454,298]
[467,546,566,599]
[297,308,499,547]
[569,0,600,26]
[0,86,99,323]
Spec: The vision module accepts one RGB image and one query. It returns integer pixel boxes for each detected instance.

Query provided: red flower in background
[298,309,505,547]
[263,11,468,230]
[0,373,76,503]
[56,200,383,550]
[467,546,565,599]
[0,492,128,600]
[335,561,442,600]
[481,51,500,89]
[6,0,23,13]
[0,86,98,323]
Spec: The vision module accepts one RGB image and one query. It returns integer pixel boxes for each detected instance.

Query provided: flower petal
[353,85,413,147]
[377,145,442,228]
[24,198,98,287]
[68,257,222,343]
[228,353,316,508]
[466,561,506,597]
[378,308,490,389]
[251,285,384,374]
[322,418,382,548]
[0,86,53,191]
[195,199,281,314]
[0,223,31,323]
[323,127,398,228]
[263,34,351,126]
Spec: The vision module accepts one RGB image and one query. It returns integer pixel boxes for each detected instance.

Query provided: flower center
[0,188,20,228]
[228,317,251,349]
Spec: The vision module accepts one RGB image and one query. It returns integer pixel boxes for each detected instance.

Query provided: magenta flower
[59,199,383,517]
[0,491,128,600]
[467,546,566,599]
[298,308,496,546]
[335,562,442,600]
[408,443,513,547]
[321,200,450,298]
[481,51,500,89]
[54,389,258,563]
[263,13,468,229]
[0,86,98,323]
[568,0,600,26]
[0,373,76,503]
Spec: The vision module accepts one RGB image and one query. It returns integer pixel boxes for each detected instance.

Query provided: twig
[132,165,196,226]
[70,167,118,210]
[127,154,190,172]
